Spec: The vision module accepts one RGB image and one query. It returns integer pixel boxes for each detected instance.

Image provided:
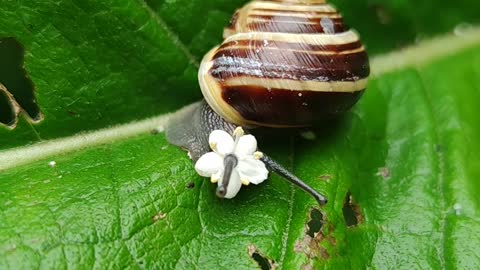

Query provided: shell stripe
[224,31,360,45]
[209,30,368,88]
[248,11,341,18]
[246,16,345,34]
[250,2,331,11]
[251,8,338,15]
[249,15,343,23]
[210,50,369,83]
[221,86,365,127]
[223,77,368,93]
[214,45,365,56]
[246,21,345,34]
[220,40,363,53]
[226,3,342,37]
[266,0,326,2]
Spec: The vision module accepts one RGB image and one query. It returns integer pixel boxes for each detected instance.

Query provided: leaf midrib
[1,27,480,172]
[416,64,447,268]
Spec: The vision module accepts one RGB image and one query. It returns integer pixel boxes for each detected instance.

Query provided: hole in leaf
[343,192,363,227]
[306,208,324,237]
[252,252,271,270]
[0,87,16,126]
[0,37,41,122]
[248,245,274,270]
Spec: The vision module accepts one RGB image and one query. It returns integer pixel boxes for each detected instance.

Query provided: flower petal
[235,134,257,157]
[194,152,223,177]
[221,169,243,199]
[209,130,234,155]
[237,158,269,185]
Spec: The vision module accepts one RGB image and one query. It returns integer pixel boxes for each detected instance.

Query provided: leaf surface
[1,38,480,269]
[1,0,480,269]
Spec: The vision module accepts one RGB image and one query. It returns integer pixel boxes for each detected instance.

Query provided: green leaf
[2,0,480,268]
[0,0,201,148]
[331,0,480,55]
[1,30,480,268]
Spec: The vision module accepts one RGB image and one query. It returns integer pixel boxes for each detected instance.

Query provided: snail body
[199,0,369,127]
[166,0,370,204]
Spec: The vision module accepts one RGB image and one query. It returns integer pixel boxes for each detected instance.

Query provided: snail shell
[199,0,370,127]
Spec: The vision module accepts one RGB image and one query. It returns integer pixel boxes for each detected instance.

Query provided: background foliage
[1,0,480,269]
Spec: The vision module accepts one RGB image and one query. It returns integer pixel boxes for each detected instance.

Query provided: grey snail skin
[165,0,370,205]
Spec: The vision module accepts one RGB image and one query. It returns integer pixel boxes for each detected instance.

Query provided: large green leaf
[1,31,480,268]
[2,0,480,268]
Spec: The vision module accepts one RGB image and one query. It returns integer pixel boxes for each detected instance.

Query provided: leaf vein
[135,0,199,68]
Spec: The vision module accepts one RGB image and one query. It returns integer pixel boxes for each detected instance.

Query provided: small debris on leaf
[376,167,391,179]
[454,23,474,36]
[453,203,462,215]
[48,161,57,168]
[7,244,16,251]
[318,174,332,182]
[152,212,167,222]
[300,130,316,140]
[151,126,165,135]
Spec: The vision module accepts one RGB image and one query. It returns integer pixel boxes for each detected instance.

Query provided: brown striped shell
[199,0,370,127]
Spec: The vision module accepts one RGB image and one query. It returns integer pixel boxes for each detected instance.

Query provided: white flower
[194,127,269,199]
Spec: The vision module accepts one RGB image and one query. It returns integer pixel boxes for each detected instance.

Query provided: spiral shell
[199,0,370,127]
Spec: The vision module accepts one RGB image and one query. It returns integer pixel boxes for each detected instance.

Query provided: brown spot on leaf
[343,192,363,227]
[247,245,275,270]
[295,234,330,260]
[294,240,304,253]
[295,209,332,264]
[318,174,332,182]
[301,264,314,270]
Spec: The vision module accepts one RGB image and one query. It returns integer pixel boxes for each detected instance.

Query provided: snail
[165,0,369,205]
